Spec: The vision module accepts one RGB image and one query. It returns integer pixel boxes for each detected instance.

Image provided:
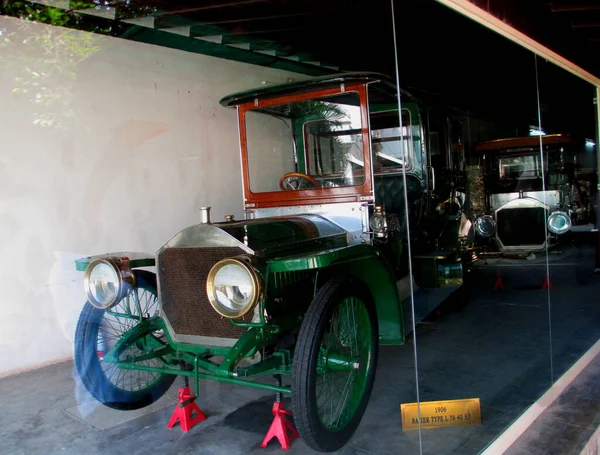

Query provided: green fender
[267,244,404,345]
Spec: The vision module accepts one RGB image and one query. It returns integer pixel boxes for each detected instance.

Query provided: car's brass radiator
[157,247,247,339]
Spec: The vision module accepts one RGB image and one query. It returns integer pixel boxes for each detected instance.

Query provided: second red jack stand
[493,269,505,291]
[261,402,299,450]
[541,275,554,290]
[167,378,206,433]
[261,375,299,450]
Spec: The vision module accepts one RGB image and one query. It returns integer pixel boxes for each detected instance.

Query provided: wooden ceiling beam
[152,0,271,16]
[188,10,323,26]
[572,20,600,29]
[218,27,304,37]
[436,0,600,87]
[551,2,600,13]
[187,24,302,39]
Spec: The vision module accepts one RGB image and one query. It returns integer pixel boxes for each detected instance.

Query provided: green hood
[162,214,349,260]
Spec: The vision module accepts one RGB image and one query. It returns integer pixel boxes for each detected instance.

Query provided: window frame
[370,109,414,175]
[237,84,374,209]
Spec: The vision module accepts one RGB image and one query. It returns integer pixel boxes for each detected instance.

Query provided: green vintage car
[74,73,471,452]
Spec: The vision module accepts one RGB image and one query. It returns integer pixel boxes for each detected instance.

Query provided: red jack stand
[493,270,505,291]
[541,275,554,290]
[167,383,206,433]
[97,329,106,358]
[261,402,299,450]
[261,375,299,450]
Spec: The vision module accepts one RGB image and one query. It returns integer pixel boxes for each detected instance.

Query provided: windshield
[244,92,364,193]
[496,150,561,180]
[499,154,540,179]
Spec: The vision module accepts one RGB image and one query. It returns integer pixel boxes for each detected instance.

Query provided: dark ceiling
[111,0,600,82]
[111,0,600,77]
[1,0,598,139]
[468,0,600,78]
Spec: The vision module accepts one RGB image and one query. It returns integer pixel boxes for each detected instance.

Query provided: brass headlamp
[83,257,135,310]
[206,257,262,318]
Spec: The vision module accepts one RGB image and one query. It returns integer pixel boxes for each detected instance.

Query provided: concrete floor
[1,243,599,455]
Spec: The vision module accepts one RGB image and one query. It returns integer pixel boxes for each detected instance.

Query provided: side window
[371,110,412,173]
[305,120,363,176]
[303,94,365,187]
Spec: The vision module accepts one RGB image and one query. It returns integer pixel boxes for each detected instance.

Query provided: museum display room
[0,0,598,454]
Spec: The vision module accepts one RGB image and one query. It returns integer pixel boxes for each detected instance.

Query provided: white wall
[0,16,305,377]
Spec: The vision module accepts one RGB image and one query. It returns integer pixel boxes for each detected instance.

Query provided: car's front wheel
[292,277,378,452]
[74,270,175,410]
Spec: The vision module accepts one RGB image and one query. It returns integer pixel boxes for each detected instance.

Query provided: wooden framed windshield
[238,84,374,208]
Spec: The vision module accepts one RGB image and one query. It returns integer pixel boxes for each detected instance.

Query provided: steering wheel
[279,172,319,191]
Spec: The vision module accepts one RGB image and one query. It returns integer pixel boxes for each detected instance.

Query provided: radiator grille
[497,207,547,247]
[158,247,247,338]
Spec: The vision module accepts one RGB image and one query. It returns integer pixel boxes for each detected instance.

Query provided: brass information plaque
[401,398,481,430]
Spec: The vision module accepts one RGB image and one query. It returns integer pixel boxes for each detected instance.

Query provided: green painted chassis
[76,243,404,395]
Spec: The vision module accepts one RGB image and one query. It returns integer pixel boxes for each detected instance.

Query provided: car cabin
[476,134,577,199]
[219,73,425,230]
[221,73,469,322]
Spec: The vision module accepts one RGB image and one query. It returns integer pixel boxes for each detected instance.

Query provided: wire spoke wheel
[315,297,372,430]
[292,278,378,452]
[75,270,175,410]
[96,286,165,393]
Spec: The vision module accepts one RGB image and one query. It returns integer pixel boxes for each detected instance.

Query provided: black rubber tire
[74,270,175,410]
[291,277,379,452]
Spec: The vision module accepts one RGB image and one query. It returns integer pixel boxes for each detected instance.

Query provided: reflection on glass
[387,2,580,453]
[471,133,595,253]
[499,154,540,180]
[536,57,600,392]
[305,103,364,184]
[372,110,412,172]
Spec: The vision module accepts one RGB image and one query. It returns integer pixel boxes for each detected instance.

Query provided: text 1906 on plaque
[400,398,481,430]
